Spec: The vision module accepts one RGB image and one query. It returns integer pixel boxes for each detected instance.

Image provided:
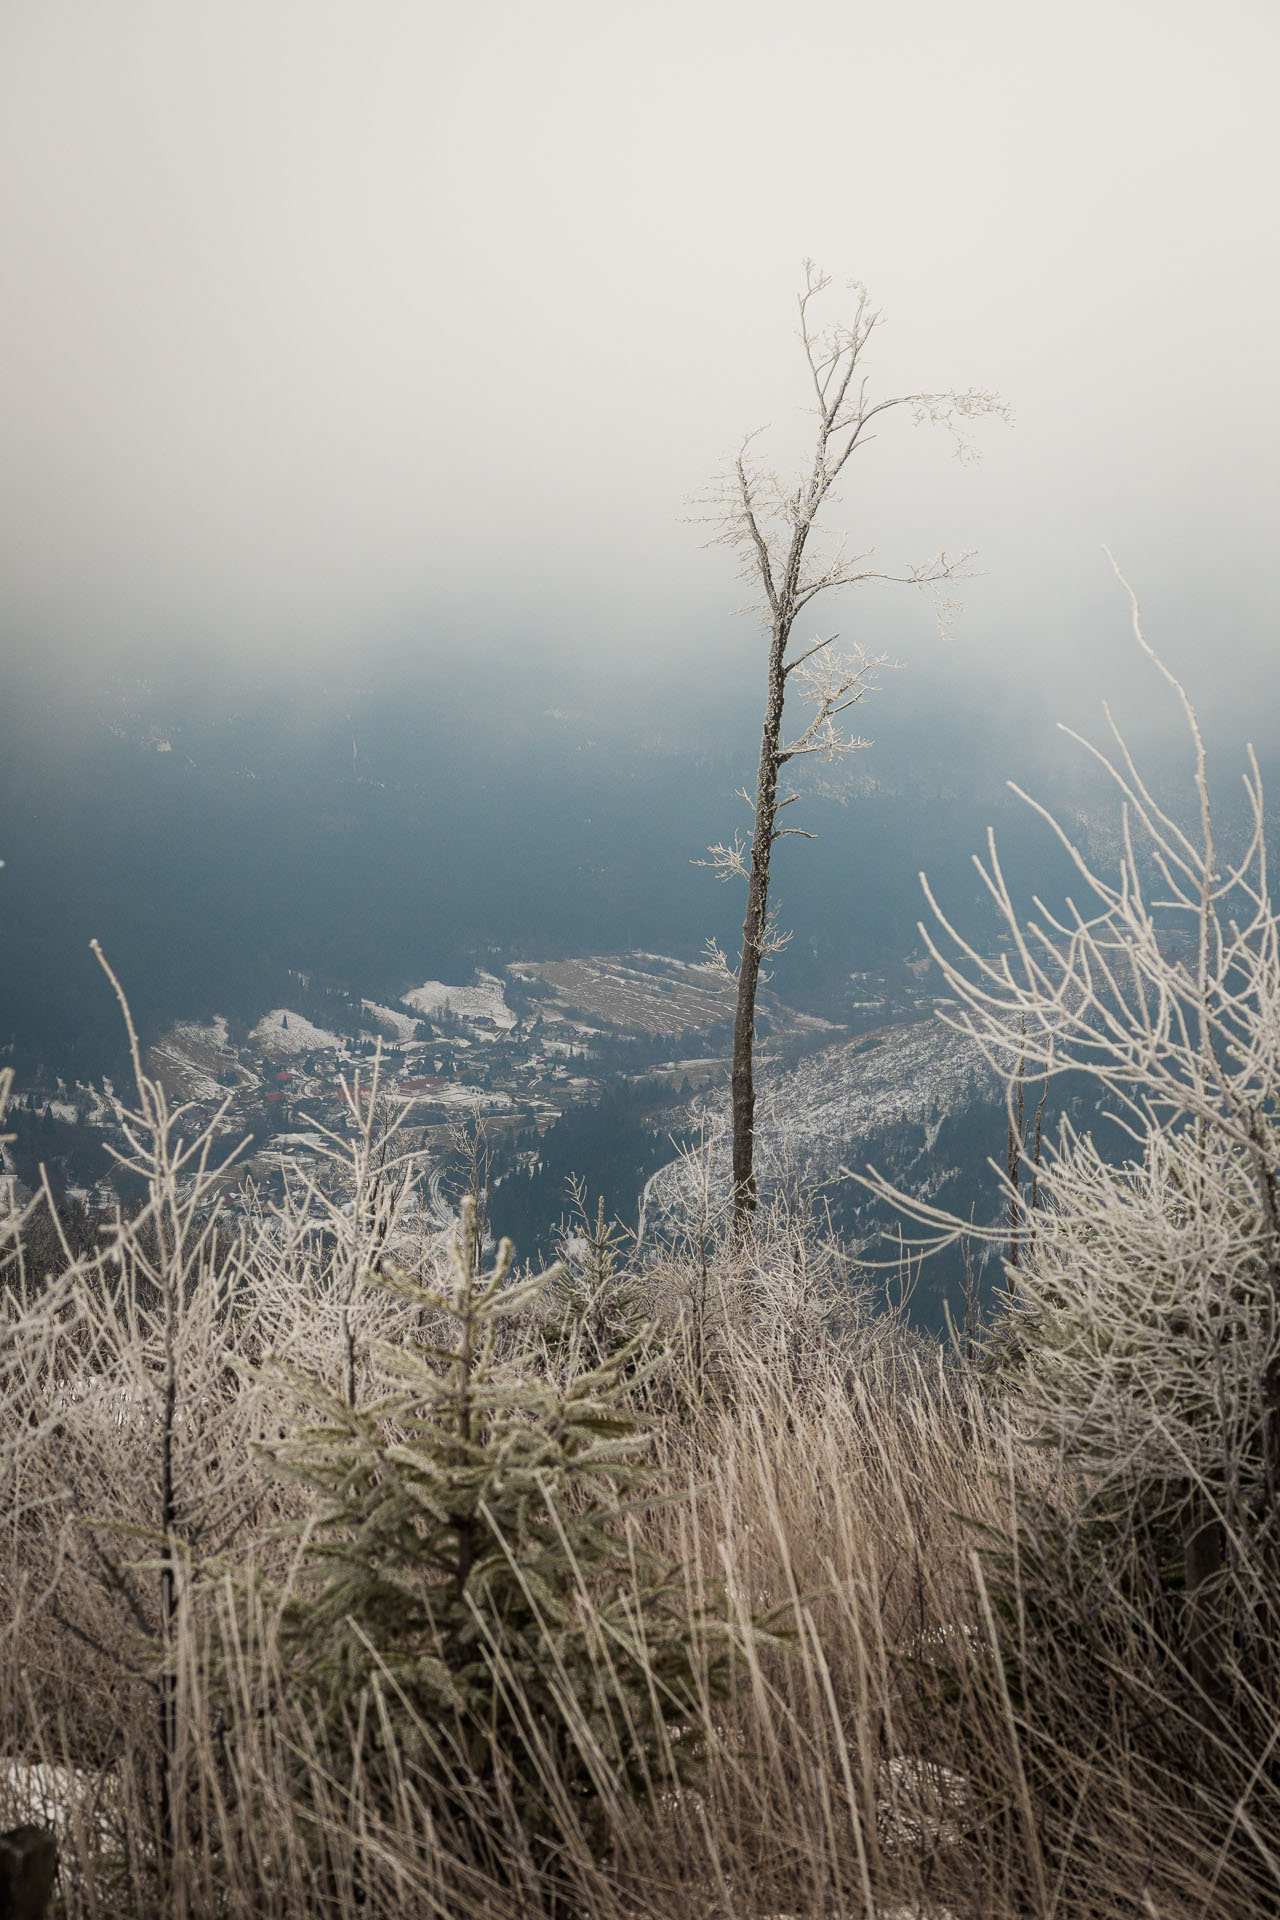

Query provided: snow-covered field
[402,973,517,1030]
[178,1015,230,1051]
[146,1049,225,1102]
[144,1017,240,1102]
[249,1009,346,1055]
[147,1033,227,1101]
[361,998,420,1043]
[509,954,737,1037]
[510,951,837,1042]
[398,1082,512,1113]
[643,1013,997,1228]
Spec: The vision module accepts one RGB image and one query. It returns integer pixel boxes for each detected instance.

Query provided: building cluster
[3,959,741,1218]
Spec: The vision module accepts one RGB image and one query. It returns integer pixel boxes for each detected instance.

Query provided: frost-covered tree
[1,946,271,1865]
[701,263,1006,1228]
[864,574,1280,1723]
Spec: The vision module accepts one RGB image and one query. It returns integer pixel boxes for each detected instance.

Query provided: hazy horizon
[2,0,1277,747]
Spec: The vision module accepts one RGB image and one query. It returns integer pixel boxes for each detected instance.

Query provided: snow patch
[401,974,516,1031]
[360,999,420,1043]
[175,1015,230,1050]
[250,1010,345,1055]
[146,1046,224,1102]
[398,1082,512,1112]
[643,1014,997,1230]
[0,1758,120,1851]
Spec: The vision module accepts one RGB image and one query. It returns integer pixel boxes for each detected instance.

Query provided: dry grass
[0,1062,1276,1919]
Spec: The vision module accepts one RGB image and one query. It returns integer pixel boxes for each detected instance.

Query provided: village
[4,951,867,1220]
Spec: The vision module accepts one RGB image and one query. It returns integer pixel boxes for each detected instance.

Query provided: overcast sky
[2,0,1277,743]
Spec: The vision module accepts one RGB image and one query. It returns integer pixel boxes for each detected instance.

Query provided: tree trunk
[731,625,789,1230]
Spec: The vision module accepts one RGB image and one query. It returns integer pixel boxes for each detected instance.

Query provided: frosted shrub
[866,581,1280,1909]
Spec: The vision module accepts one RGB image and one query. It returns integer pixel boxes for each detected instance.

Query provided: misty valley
[6,641,1280,1920]
[1,665,1127,1335]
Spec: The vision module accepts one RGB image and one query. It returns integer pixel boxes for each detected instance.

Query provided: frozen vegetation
[3,624,1279,1918]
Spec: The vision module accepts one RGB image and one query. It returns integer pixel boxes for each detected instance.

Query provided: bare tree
[701,263,1006,1228]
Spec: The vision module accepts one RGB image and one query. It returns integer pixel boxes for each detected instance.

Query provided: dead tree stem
[710,266,1003,1234]
[732,620,792,1223]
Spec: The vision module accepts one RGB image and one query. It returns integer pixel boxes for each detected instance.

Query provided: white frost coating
[250,1010,345,1055]
[401,973,516,1030]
